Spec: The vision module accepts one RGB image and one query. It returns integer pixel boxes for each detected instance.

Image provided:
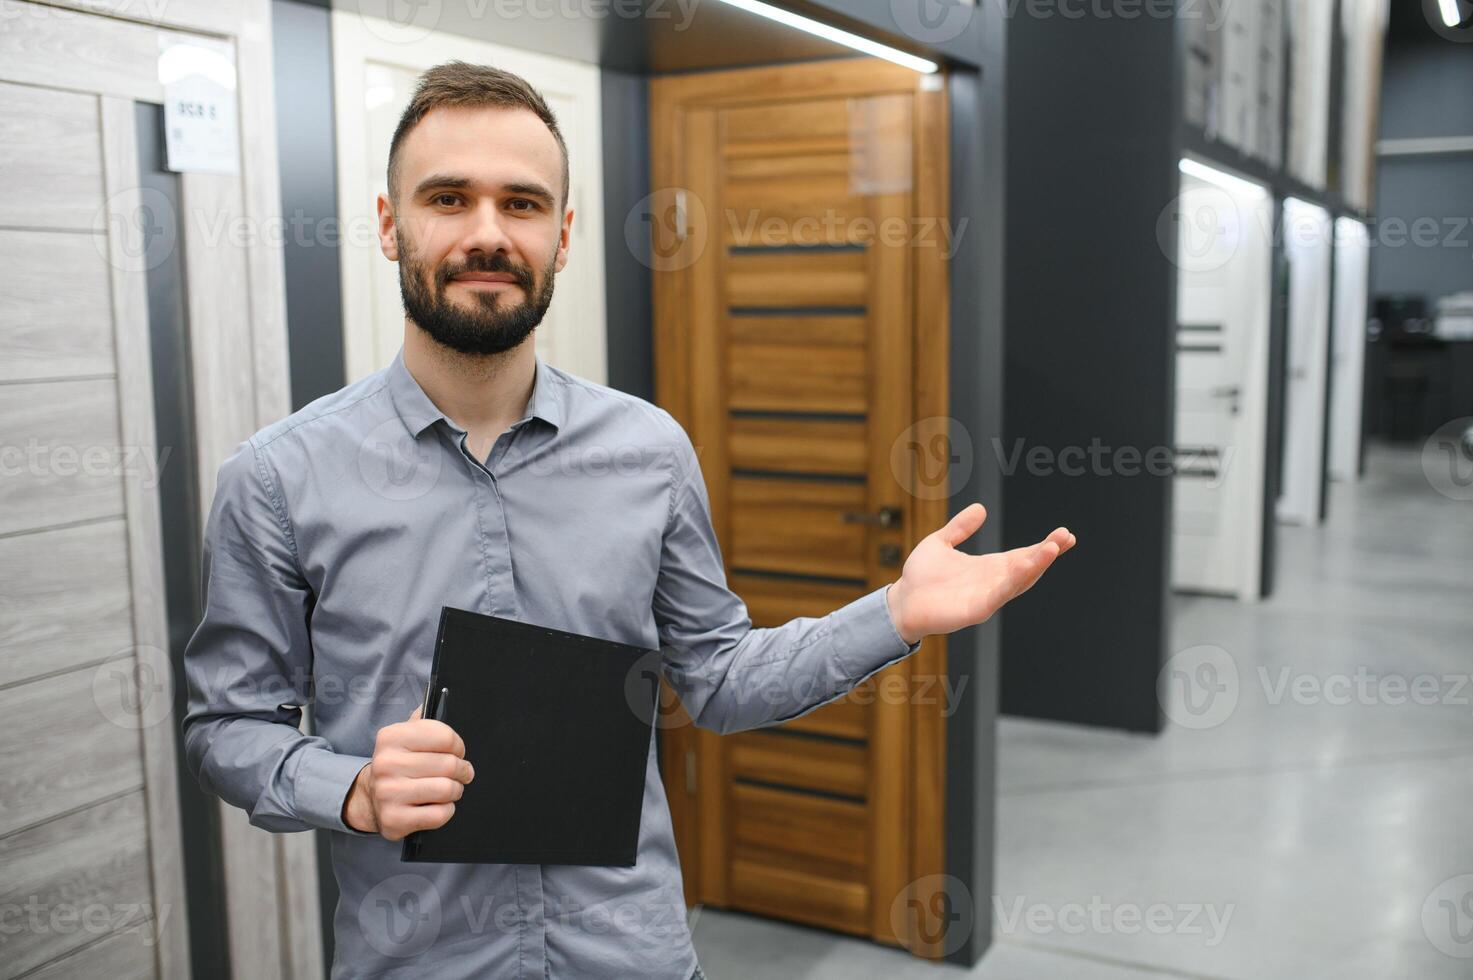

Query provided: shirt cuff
[830,584,923,683]
[296,749,376,836]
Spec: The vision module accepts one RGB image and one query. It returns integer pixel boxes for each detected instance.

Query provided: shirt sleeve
[180,440,376,837]
[653,422,921,735]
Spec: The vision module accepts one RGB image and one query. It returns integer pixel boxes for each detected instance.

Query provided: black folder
[400,606,660,866]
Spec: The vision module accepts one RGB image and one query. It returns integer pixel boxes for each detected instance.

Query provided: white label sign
[158,34,240,176]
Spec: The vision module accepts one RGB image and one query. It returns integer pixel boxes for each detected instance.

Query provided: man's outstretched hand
[884,503,1076,646]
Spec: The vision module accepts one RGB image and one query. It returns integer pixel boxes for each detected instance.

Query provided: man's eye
[433,194,460,207]
[508,199,536,212]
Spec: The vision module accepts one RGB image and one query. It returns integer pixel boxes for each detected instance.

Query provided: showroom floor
[689,442,1473,979]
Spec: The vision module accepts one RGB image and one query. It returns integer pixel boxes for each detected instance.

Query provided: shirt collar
[386,347,564,439]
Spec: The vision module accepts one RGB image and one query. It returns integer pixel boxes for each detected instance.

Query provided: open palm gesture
[885,503,1076,645]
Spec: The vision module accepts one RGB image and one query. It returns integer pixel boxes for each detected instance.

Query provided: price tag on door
[158,33,240,176]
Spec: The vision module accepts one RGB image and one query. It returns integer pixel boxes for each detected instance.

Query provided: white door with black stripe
[1171,161,1274,598]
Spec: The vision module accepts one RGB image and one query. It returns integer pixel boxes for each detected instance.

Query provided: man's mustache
[437,255,534,292]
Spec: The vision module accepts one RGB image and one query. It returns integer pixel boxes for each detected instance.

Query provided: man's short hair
[386,60,569,210]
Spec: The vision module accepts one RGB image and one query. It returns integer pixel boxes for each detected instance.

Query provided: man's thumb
[409,704,423,722]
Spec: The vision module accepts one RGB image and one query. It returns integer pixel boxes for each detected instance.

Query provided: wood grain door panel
[652,58,952,957]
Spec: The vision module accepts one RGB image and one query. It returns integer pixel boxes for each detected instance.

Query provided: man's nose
[459,199,515,256]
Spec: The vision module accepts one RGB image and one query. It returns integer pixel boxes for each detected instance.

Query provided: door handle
[1209,384,1242,417]
[842,505,902,528]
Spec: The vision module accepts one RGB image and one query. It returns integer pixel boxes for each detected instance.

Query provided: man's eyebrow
[503,182,556,206]
[413,174,556,206]
[413,174,473,197]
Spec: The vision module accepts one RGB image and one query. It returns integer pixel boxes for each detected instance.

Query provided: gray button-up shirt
[182,348,920,979]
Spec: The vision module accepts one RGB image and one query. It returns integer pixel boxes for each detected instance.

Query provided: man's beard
[397,230,557,357]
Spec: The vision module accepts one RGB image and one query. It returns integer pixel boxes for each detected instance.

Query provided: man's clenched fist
[341,704,476,841]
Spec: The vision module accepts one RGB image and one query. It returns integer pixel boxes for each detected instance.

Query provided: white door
[1171,162,1274,598]
[332,12,607,384]
[1278,198,1333,525]
[1329,217,1370,482]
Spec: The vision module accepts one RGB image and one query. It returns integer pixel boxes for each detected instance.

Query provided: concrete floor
[689,443,1473,979]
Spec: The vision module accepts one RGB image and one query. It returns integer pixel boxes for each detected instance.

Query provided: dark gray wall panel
[999,11,1177,732]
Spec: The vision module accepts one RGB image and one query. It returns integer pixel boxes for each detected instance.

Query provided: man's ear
[554,206,574,273]
[377,192,399,262]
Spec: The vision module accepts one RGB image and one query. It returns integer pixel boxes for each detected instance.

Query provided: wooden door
[0,2,315,977]
[649,58,951,956]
